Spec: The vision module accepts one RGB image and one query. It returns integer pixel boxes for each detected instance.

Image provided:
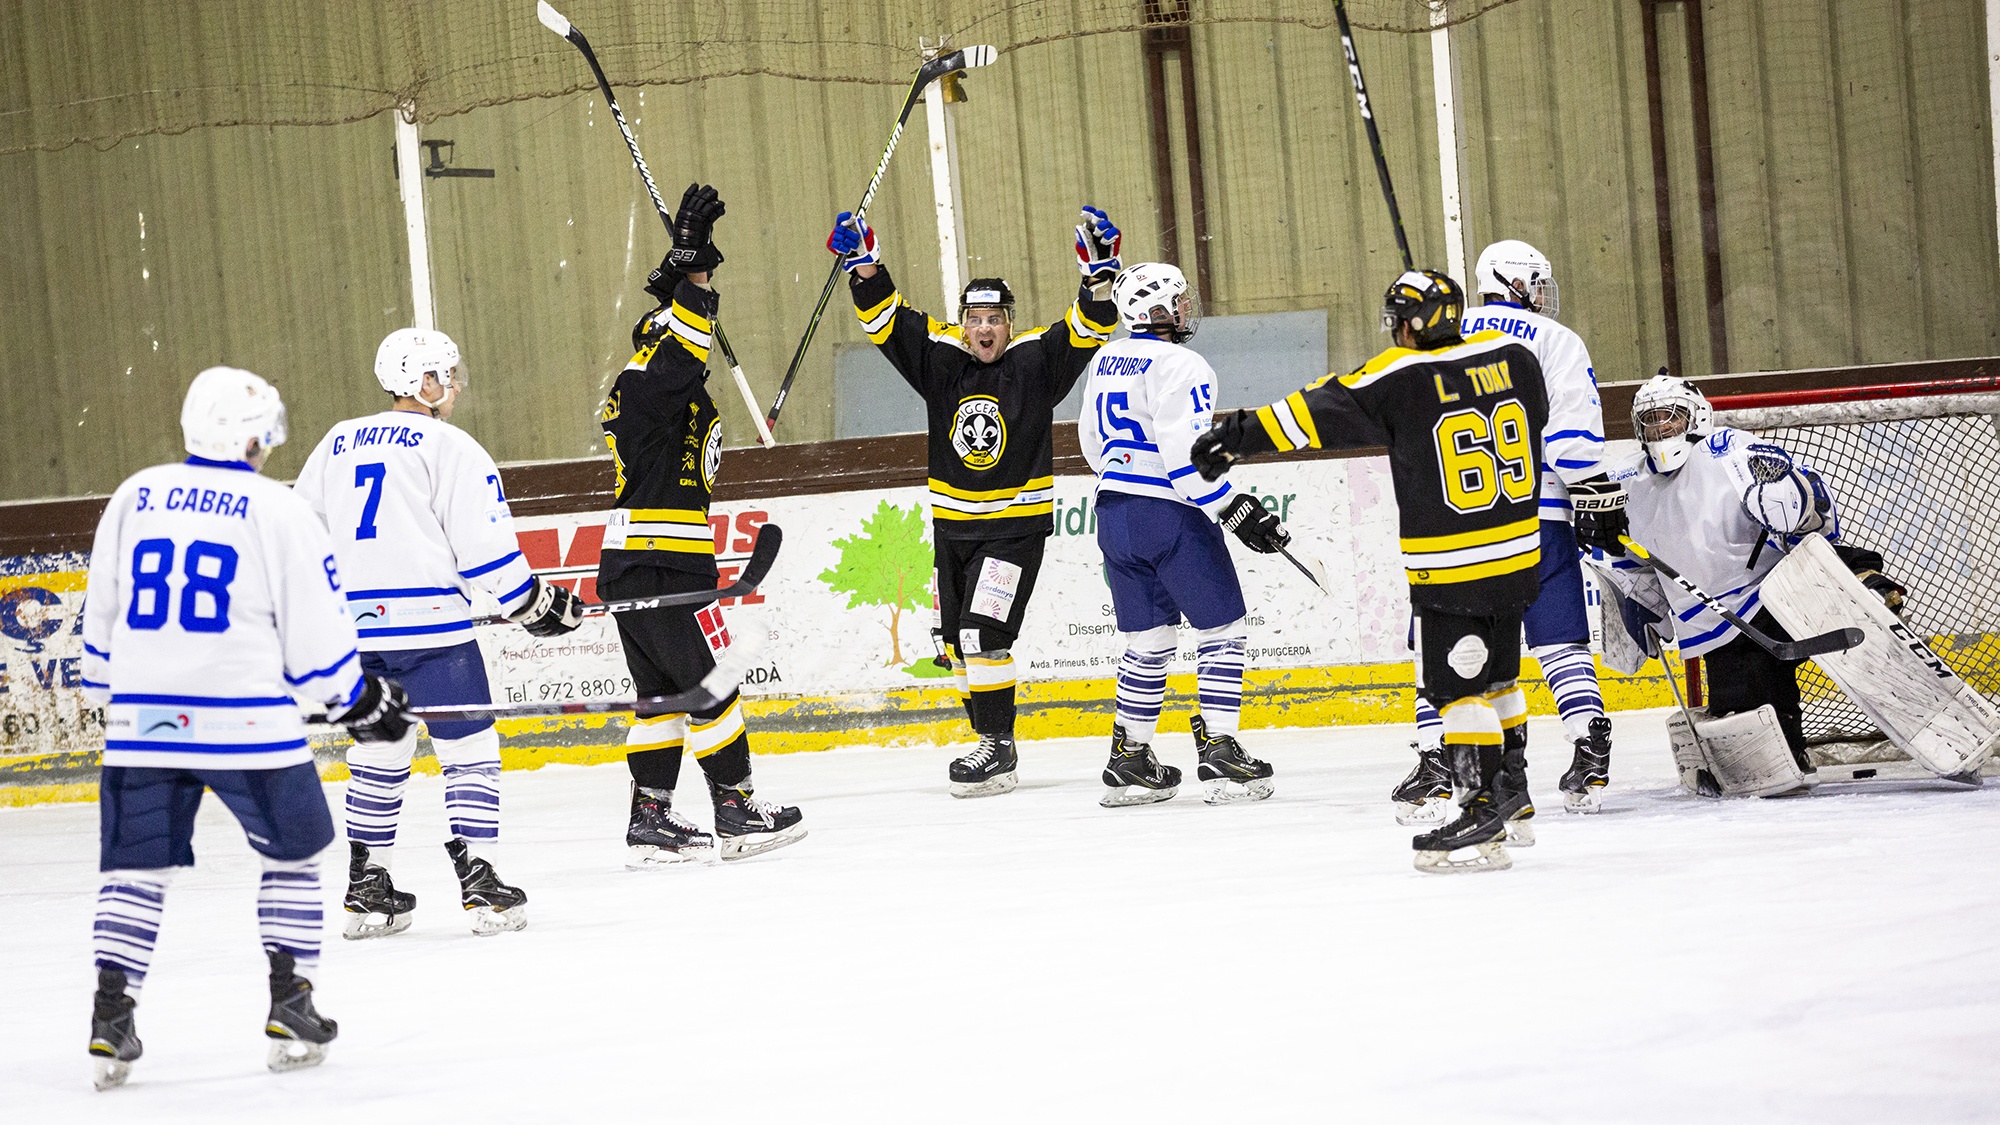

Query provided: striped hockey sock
[436,729,502,848]
[345,729,417,851]
[1116,639,1172,745]
[93,871,172,995]
[1532,642,1605,743]
[1413,695,1445,752]
[258,857,324,976]
[1195,630,1247,737]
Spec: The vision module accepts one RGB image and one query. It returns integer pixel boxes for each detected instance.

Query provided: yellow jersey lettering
[1434,373,1461,404]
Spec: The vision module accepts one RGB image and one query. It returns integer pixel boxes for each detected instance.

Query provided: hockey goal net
[1699,375,2000,766]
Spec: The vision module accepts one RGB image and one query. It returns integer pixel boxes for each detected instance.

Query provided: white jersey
[293,411,536,652]
[1460,301,1605,519]
[81,459,364,770]
[1597,428,1841,657]
[1077,334,1240,519]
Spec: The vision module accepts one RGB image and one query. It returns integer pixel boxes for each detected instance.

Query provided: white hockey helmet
[181,366,287,462]
[1474,239,1559,318]
[1631,372,1713,474]
[1111,261,1199,342]
[374,327,464,404]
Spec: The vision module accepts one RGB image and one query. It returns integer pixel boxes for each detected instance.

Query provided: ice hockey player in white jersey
[82,366,416,1088]
[1078,262,1289,805]
[1395,240,1619,827]
[294,329,582,939]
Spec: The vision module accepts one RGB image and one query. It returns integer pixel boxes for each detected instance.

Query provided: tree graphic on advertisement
[818,500,941,674]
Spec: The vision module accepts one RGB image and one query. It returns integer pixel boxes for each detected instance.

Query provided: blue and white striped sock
[1195,634,1247,737]
[258,857,324,976]
[1116,646,1172,745]
[1414,695,1444,752]
[93,871,171,995]
[1532,642,1605,743]
[436,730,502,849]
[345,730,416,851]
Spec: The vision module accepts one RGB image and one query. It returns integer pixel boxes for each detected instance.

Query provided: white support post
[1429,3,1466,284]
[395,104,436,331]
[1989,0,2000,271]
[925,84,966,319]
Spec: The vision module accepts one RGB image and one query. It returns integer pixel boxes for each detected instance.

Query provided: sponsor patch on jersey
[968,556,1024,622]
[702,418,723,490]
[951,396,1007,470]
[135,709,194,739]
[1707,430,1734,455]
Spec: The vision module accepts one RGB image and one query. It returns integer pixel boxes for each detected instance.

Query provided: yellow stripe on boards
[1406,550,1539,585]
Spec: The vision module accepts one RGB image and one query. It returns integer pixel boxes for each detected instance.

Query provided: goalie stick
[472,523,782,627]
[1332,0,1414,272]
[536,1,774,447]
[1619,534,1863,661]
[765,42,999,436]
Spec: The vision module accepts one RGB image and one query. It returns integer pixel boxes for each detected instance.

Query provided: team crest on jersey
[951,396,1006,470]
[702,418,723,489]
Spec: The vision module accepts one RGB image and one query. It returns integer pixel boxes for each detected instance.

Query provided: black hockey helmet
[1380,269,1465,349]
[632,302,671,352]
[960,277,1016,320]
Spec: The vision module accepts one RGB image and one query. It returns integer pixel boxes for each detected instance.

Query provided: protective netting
[1715,392,2000,760]
[0,0,1523,155]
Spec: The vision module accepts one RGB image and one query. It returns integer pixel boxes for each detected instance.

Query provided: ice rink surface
[5,709,1999,1123]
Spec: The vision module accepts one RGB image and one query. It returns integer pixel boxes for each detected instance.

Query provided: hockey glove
[1074,205,1121,285]
[1569,474,1630,555]
[827,212,880,273]
[666,182,726,275]
[507,575,584,637]
[1833,543,1908,618]
[1219,494,1290,554]
[1191,411,1261,481]
[333,674,414,745]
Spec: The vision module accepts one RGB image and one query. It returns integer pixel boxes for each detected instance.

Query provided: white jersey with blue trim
[1077,334,1238,518]
[1459,301,1605,520]
[293,410,536,652]
[81,458,365,770]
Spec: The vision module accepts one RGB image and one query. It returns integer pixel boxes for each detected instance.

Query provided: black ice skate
[711,781,807,861]
[949,734,1020,798]
[88,967,141,1091]
[1391,743,1453,826]
[1560,716,1613,814]
[626,784,717,868]
[1414,745,1512,874]
[342,841,416,940]
[445,838,527,935]
[1498,738,1536,847]
[1100,725,1181,808]
[265,950,337,1072]
[1190,715,1274,804]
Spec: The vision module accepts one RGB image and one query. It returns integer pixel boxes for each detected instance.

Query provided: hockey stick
[471,523,782,627]
[1618,535,1863,661]
[1332,0,1415,272]
[1278,545,1327,592]
[764,42,999,436]
[536,1,774,448]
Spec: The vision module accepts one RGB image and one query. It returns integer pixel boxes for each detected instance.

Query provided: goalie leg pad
[1761,534,2000,777]
[1668,705,1809,798]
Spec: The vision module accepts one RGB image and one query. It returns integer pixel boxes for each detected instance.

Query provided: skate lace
[963,737,999,768]
[665,807,706,833]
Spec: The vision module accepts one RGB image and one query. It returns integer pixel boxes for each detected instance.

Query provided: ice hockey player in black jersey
[599,184,803,864]
[1192,270,1549,873]
[827,205,1120,797]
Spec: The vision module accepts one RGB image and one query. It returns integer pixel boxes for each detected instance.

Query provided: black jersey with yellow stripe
[1240,330,1548,614]
[849,266,1114,541]
[598,275,723,585]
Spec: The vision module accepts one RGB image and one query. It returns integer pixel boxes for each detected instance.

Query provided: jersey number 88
[127,538,239,634]
[1433,399,1535,514]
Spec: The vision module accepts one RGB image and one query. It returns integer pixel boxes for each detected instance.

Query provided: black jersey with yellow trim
[598,275,724,585]
[1239,329,1549,614]
[849,265,1114,541]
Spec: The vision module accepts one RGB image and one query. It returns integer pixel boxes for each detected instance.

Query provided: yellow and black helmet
[1380,269,1464,349]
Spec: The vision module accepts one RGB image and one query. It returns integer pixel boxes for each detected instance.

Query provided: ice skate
[342,841,415,940]
[1100,724,1181,807]
[1414,746,1513,874]
[88,967,141,1091]
[445,838,527,935]
[949,734,1019,798]
[1560,716,1612,813]
[1191,715,1273,804]
[712,782,807,860]
[1392,743,1453,826]
[1498,741,1536,847]
[264,950,337,1072]
[626,784,717,868]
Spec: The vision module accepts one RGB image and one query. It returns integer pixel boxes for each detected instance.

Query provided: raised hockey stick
[764,42,999,436]
[536,1,774,447]
[1618,535,1863,661]
[471,523,782,627]
[1332,0,1415,272]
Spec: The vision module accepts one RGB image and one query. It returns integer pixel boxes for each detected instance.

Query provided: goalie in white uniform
[295,329,583,939]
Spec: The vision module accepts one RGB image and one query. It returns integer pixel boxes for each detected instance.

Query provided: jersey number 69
[1433,399,1535,515]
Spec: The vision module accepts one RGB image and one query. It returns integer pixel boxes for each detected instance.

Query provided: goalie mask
[1474,239,1559,318]
[1380,269,1464,350]
[1631,372,1713,474]
[182,366,287,462]
[1111,262,1200,343]
[375,327,466,410]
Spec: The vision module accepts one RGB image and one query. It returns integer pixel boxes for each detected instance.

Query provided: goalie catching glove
[827,212,881,274]
[507,575,584,637]
[664,182,725,276]
[1219,494,1290,554]
[331,674,414,745]
[1074,205,1121,287]
[1569,474,1630,555]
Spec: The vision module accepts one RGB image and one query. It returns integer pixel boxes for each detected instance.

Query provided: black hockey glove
[1191,412,1255,482]
[333,674,413,745]
[1219,494,1290,554]
[666,182,726,275]
[1569,474,1630,555]
[506,575,585,637]
[1833,543,1908,618]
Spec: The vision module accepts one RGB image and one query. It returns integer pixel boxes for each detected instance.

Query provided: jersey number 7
[354,462,387,540]
[1433,398,1535,514]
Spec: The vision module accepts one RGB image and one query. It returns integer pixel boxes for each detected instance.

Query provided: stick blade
[536,1,571,37]
[959,45,999,68]
[737,523,784,590]
[1782,626,1867,661]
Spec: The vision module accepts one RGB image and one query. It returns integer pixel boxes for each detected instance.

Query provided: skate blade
[92,1057,133,1091]
[1099,784,1178,808]
[1505,819,1536,847]
[1394,797,1450,826]
[949,770,1019,799]
[718,823,807,861]
[1202,777,1273,805]
[342,910,413,940]
[466,904,527,936]
[265,1038,329,1073]
[625,842,717,869]
[1413,840,1512,874]
[1562,787,1605,814]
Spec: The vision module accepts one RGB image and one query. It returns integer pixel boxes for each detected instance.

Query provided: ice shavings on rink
[5,710,2000,1123]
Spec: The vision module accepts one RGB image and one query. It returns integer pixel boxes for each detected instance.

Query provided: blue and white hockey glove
[1074,205,1121,283]
[827,212,880,273]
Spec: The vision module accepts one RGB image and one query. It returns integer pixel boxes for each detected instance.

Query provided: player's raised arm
[830,212,942,393]
[1037,205,1121,399]
[1189,372,1387,481]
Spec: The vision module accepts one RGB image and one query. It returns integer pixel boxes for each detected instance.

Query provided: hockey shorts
[1413,606,1525,709]
[99,762,336,871]
[935,532,1046,655]
[1095,491,1247,632]
[1522,519,1590,648]
[599,566,737,723]
[1703,609,1807,751]
[361,640,494,740]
